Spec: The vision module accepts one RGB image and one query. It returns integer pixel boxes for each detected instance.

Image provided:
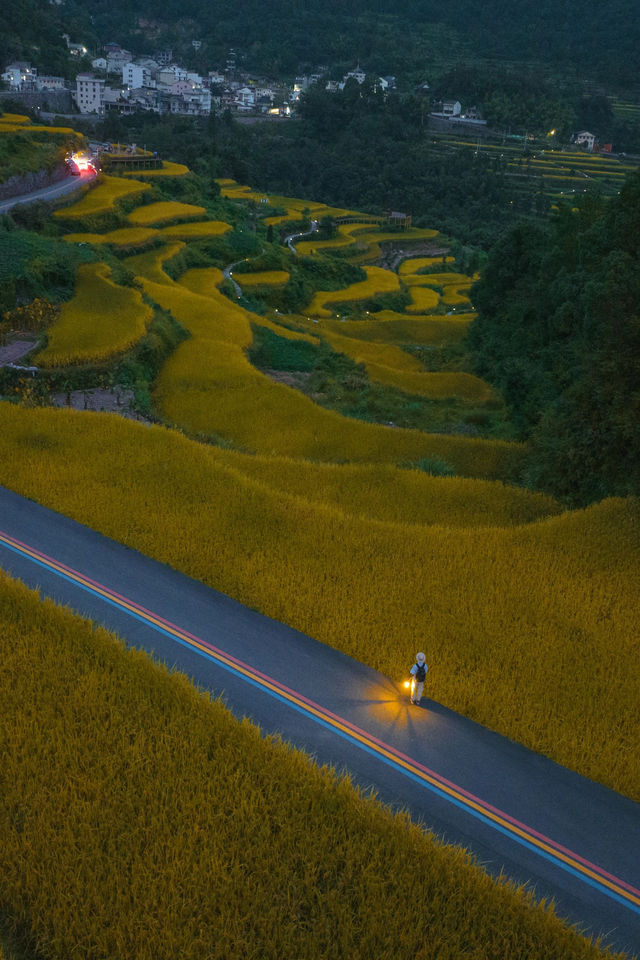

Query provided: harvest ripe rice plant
[0,112,30,123]
[159,220,232,238]
[215,181,359,224]
[399,256,456,274]
[203,450,561,528]
[0,404,637,801]
[441,282,473,306]
[121,160,190,177]
[321,313,473,345]
[35,262,153,366]
[306,266,400,317]
[318,327,494,402]
[217,181,267,202]
[125,241,186,285]
[127,201,207,226]
[0,570,620,960]
[407,286,440,312]
[296,225,439,258]
[295,222,374,255]
[53,176,151,219]
[62,226,159,248]
[236,270,290,286]
[131,260,519,476]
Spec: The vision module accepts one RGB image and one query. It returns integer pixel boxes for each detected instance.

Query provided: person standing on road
[409,652,428,705]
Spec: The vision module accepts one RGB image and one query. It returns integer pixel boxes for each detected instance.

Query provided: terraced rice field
[35,262,153,365]
[121,160,190,177]
[431,133,639,204]
[127,201,207,226]
[53,175,151,220]
[62,226,159,248]
[306,266,401,316]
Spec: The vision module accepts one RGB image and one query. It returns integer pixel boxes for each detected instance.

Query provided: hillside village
[2,42,401,120]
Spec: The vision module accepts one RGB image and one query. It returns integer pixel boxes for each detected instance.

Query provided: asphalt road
[0,484,638,957]
[0,168,96,214]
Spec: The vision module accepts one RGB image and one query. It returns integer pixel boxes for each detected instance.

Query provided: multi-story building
[123,63,154,89]
[75,73,105,113]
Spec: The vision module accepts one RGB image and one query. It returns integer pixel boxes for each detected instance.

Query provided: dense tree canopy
[3,0,639,87]
[469,173,640,504]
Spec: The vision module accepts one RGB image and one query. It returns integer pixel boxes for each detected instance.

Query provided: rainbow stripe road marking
[1,527,639,916]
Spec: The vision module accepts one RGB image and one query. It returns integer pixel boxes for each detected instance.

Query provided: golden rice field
[215,181,361,225]
[127,200,206,226]
[399,256,456,274]
[306,266,401,317]
[295,222,376,255]
[217,181,267,202]
[0,404,638,801]
[296,225,438,258]
[159,220,232,238]
[129,256,519,476]
[0,120,82,137]
[317,326,495,402]
[62,226,159,248]
[206,449,561,527]
[121,160,190,177]
[441,282,473,306]
[314,312,473,345]
[0,571,620,960]
[407,286,440,312]
[35,262,153,366]
[0,112,30,123]
[236,270,290,286]
[53,175,151,219]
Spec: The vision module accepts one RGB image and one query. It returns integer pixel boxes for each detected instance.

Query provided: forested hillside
[470,171,640,505]
[3,0,639,85]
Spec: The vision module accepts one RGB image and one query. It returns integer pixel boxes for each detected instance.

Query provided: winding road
[0,167,96,214]
[0,484,638,957]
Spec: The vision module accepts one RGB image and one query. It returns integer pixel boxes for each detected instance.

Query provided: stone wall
[0,163,69,201]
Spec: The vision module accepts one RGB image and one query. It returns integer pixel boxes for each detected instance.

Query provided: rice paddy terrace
[428,131,640,207]
[0,119,638,960]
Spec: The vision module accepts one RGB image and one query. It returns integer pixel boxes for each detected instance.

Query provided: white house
[75,73,105,113]
[36,75,65,91]
[344,65,366,84]
[92,57,107,71]
[574,130,596,151]
[441,99,462,116]
[2,62,37,89]
[236,86,255,107]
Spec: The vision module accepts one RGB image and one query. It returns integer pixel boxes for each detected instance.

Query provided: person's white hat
[416,652,426,664]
